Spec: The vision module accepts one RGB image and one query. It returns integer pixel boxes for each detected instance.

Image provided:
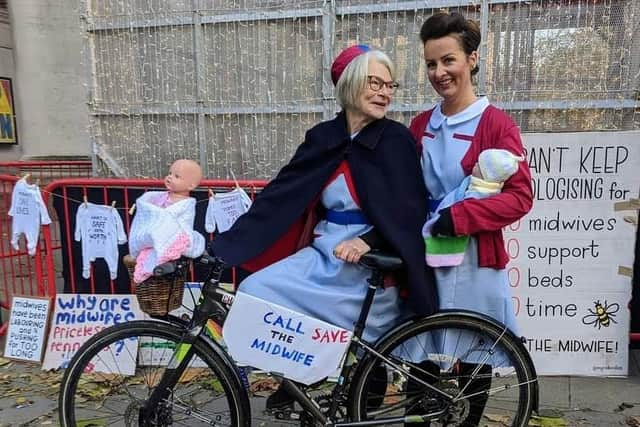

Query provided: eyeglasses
[367,75,400,94]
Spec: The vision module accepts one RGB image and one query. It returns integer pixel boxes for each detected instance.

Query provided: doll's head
[164,159,202,198]
[474,149,524,183]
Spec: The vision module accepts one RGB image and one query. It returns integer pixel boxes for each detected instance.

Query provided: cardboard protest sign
[42,294,144,373]
[3,296,51,362]
[508,132,638,376]
[223,292,351,385]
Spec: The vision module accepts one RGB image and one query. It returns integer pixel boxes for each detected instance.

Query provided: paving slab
[537,376,571,409]
[0,395,57,426]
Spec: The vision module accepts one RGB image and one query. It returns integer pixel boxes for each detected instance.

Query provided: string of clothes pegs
[19,172,40,186]
[82,194,117,209]
[32,170,258,217]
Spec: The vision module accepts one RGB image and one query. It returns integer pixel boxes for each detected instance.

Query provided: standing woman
[408,12,533,426]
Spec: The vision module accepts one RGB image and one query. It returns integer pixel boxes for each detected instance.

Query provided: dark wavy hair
[420,11,481,76]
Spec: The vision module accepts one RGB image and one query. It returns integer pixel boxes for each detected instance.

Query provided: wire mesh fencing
[82,0,640,179]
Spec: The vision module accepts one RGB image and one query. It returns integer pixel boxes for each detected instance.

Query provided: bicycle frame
[140,256,535,426]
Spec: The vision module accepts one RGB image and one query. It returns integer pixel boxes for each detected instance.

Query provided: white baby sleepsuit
[8,178,52,255]
[74,202,127,279]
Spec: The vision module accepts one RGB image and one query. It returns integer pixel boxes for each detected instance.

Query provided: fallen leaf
[201,377,224,393]
[528,415,568,427]
[626,416,640,427]
[485,413,511,423]
[615,402,635,412]
[537,409,564,418]
[249,377,279,394]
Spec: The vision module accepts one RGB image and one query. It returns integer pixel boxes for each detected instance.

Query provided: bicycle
[58,251,538,426]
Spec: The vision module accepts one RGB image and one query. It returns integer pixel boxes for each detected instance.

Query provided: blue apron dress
[238,170,406,343]
[421,97,518,334]
[411,98,518,367]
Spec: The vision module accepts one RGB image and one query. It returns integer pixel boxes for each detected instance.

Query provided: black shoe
[265,385,295,410]
[457,362,492,427]
[404,360,441,427]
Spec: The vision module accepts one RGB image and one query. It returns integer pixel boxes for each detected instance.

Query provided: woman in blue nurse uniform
[407,12,534,427]
[210,45,437,410]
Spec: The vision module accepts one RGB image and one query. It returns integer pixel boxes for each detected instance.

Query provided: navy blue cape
[210,112,437,315]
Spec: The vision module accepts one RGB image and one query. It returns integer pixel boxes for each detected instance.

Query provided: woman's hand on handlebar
[333,237,371,264]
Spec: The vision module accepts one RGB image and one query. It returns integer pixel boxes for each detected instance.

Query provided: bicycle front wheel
[59,320,249,427]
[349,312,537,427]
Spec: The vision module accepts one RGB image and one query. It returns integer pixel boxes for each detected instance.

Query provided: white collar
[429,96,489,129]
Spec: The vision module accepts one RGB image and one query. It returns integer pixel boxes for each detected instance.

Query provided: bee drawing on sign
[582,300,619,329]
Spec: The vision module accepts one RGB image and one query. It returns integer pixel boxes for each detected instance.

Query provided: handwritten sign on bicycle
[223,292,352,385]
[3,296,51,363]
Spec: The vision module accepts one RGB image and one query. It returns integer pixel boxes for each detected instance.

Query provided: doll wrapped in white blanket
[128,160,204,283]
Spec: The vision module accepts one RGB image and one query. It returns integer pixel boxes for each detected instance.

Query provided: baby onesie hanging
[205,187,252,233]
[8,178,52,255]
[75,202,127,280]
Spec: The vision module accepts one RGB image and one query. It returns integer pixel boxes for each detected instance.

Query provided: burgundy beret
[331,44,370,85]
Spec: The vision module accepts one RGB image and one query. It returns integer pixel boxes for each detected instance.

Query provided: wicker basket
[123,255,186,316]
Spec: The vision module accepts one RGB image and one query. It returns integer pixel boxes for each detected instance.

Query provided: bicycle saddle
[359,251,404,271]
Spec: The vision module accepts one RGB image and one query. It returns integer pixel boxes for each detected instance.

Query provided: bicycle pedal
[265,406,299,420]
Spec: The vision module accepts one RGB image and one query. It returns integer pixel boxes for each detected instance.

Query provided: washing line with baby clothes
[205,187,252,233]
[8,177,52,256]
[74,202,127,280]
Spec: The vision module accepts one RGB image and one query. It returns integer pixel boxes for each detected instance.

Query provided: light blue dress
[421,97,518,335]
[238,172,407,343]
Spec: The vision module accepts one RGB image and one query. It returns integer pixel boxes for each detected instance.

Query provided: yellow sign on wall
[0,78,17,144]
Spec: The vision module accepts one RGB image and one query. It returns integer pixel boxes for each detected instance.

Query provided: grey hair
[335,50,396,110]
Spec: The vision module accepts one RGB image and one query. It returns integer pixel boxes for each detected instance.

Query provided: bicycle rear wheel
[349,312,537,426]
[59,320,249,427]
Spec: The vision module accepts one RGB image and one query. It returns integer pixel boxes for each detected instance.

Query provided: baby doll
[423,149,524,267]
[466,149,524,198]
[128,159,205,283]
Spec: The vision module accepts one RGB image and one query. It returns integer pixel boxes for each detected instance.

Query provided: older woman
[209,45,436,408]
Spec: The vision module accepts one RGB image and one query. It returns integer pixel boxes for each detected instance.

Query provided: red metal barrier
[0,161,93,336]
[39,178,266,298]
[0,160,92,184]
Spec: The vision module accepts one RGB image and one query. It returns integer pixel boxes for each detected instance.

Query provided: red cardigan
[409,105,533,269]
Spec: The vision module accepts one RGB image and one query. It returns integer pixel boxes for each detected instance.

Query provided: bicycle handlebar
[151,253,226,278]
[153,261,178,276]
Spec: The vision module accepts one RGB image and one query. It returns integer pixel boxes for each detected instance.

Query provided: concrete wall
[2,0,89,160]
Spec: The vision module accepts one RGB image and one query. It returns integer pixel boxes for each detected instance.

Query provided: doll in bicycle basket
[208,45,437,410]
[128,159,205,283]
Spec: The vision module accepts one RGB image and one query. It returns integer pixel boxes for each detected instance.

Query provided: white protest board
[223,292,352,385]
[3,296,51,362]
[42,294,144,374]
[507,131,638,376]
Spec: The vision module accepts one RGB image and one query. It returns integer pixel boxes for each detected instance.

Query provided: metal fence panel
[83,0,640,179]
